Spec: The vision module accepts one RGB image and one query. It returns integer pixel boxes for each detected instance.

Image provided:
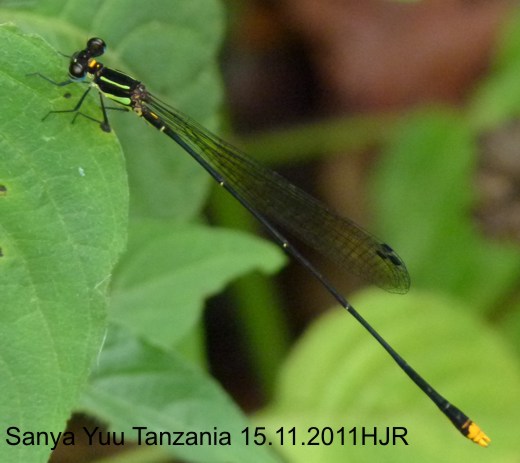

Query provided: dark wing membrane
[147,95,410,293]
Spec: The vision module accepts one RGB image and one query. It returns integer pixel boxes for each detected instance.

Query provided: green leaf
[259,290,519,462]
[0,26,127,463]
[81,327,283,463]
[110,219,286,349]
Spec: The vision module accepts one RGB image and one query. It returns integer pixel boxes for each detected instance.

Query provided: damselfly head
[67,38,106,81]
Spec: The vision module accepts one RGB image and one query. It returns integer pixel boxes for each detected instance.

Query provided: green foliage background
[0,1,519,462]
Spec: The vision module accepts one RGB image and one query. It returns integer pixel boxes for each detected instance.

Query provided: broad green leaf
[110,219,286,349]
[81,327,283,463]
[0,26,127,463]
[372,110,520,313]
[258,290,519,462]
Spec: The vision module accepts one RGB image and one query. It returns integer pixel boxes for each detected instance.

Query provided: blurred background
[194,1,520,462]
[208,0,520,405]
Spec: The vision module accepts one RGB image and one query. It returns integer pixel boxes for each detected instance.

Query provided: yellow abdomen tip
[466,422,491,447]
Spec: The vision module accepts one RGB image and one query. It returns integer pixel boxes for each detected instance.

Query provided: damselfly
[32,38,489,446]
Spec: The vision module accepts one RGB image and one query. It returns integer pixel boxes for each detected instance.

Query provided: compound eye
[69,61,86,79]
[86,37,106,57]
